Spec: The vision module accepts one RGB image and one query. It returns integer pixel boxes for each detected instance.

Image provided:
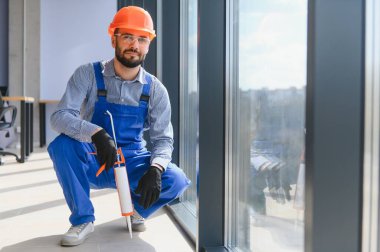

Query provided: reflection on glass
[180,0,198,215]
[232,0,307,251]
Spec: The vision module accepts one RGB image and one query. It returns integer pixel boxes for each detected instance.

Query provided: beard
[115,42,146,68]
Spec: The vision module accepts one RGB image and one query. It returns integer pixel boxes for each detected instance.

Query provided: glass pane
[362,0,380,250]
[229,0,307,251]
[179,0,198,215]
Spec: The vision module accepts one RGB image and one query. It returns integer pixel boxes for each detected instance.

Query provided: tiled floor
[0,149,194,252]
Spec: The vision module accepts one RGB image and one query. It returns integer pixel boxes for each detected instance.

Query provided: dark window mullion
[197,0,226,251]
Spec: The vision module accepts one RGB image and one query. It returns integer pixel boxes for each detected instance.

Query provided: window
[170,0,198,237]
[362,0,380,250]
[226,0,307,251]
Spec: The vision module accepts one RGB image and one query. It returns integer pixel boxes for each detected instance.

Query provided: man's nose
[129,38,139,48]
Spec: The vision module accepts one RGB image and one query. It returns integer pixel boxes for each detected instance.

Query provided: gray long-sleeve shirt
[50,59,173,169]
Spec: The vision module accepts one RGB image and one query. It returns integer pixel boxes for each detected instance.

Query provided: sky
[238,0,308,90]
[179,0,308,92]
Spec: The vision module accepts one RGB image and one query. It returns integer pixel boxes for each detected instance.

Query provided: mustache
[123,48,139,54]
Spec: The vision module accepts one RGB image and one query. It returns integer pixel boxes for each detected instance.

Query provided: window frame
[362,0,380,251]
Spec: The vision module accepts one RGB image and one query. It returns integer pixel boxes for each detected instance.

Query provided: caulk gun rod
[126,216,132,239]
[106,110,118,150]
[106,110,121,167]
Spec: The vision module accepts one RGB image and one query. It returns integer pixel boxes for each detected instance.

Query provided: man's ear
[111,36,116,48]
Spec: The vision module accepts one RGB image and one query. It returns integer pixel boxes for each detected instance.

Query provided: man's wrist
[151,163,164,173]
[92,128,103,137]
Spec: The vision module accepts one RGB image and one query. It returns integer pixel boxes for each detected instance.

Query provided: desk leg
[39,103,46,147]
[20,101,26,163]
[30,103,34,153]
[25,102,30,157]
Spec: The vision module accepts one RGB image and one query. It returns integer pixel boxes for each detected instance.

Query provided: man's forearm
[51,109,101,142]
[150,138,173,170]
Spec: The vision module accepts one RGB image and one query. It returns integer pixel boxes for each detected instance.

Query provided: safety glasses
[114,33,150,47]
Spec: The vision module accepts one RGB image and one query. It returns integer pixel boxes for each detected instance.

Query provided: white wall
[8,0,41,147]
[40,0,116,100]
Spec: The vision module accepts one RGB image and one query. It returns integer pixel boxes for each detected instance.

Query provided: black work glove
[91,129,117,172]
[135,166,163,209]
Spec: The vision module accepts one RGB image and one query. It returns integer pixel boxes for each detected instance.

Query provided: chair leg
[0,151,23,164]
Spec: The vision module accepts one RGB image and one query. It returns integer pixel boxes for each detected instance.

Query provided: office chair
[0,92,21,165]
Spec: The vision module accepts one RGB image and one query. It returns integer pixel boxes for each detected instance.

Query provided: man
[48,6,190,247]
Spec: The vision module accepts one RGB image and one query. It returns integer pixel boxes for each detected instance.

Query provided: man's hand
[135,166,163,209]
[91,129,117,172]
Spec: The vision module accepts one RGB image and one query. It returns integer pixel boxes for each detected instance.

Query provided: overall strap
[139,74,152,108]
[93,62,107,102]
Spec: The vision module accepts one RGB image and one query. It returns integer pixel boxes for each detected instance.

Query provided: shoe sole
[61,231,93,246]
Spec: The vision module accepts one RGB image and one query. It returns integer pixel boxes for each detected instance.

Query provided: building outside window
[171,0,198,238]
[226,0,307,251]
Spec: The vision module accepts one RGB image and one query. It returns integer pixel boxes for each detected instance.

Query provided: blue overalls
[48,62,190,226]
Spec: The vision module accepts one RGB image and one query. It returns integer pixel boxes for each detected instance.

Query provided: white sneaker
[61,222,94,246]
[129,211,146,232]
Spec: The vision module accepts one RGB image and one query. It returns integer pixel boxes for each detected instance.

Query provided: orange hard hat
[108,6,156,41]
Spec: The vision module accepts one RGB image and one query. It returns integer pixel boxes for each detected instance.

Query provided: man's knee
[48,134,86,160]
[164,164,191,191]
[49,134,75,151]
